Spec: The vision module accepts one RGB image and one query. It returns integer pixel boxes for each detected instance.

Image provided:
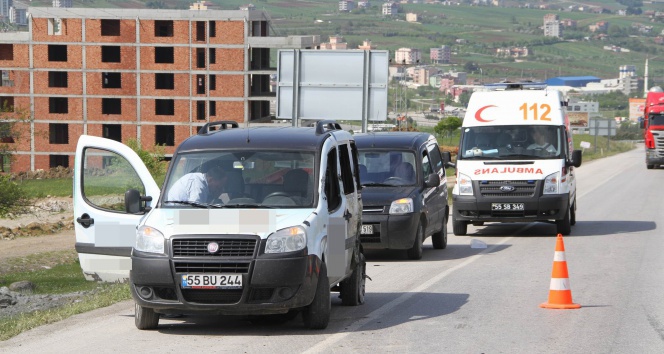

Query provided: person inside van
[166,165,227,204]
[528,127,556,153]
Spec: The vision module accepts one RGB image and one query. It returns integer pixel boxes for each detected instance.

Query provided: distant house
[496,46,529,58]
[430,45,451,64]
[382,2,399,16]
[358,39,377,49]
[320,35,348,50]
[339,0,356,12]
[406,13,418,22]
[589,21,609,32]
[395,47,421,65]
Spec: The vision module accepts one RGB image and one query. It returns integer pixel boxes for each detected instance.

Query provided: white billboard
[277,49,388,126]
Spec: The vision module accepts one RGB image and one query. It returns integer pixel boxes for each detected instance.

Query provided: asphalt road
[2,147,663,353]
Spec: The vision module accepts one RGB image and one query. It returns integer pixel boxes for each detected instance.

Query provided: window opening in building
[48,18,63,35]
[49,155,69,168]
[154,20,174,37]
[0,70,12,87]
[155,99,175,115]
[209,48,216,64]
[0,44,13,60]
[155,125,175,146]
[48,71,68,88]
[197,74,205,94]
[102,98,122,115]
[196,48,205,68]
[48,45,68,62]
[209,75,216,90]
[209,21,216,37]
[209,101,216,116]
[0,96,15,111]
[101,46,121,63]
[102,72,121,88]
[49,97,68,113]
[155,73,174,90]
[0,154,10,173]
[49,123,68,144]
[196,21,205,41]
[0,122,15,143]
[155,47,174,64]
[102,124,122,142]
[101,19,120,36]
[196,101,205,121]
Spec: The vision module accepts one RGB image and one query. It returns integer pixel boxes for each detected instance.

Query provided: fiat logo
[500,186,516,192]
[207,242,219,254]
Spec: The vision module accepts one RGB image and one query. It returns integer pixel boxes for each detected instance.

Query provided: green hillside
[21,0,664,86]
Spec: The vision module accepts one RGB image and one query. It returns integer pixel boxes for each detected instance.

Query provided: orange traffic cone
[540,233,581,309]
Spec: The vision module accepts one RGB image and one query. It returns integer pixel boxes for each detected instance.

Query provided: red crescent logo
[475,105,497,122]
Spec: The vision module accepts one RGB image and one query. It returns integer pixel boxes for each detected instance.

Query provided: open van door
[73,135,160,282]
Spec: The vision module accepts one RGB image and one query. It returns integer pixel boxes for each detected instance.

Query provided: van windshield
[459,125,564,160]
[162,150,315,208]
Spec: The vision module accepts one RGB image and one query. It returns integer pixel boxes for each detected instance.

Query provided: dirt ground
[0,197,76,263]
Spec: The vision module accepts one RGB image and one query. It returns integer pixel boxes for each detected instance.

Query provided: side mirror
[424,173,441,188]
[639,121,645,129]
[568,150,582,168]
[125,189,153,214]
[442,151,455,168]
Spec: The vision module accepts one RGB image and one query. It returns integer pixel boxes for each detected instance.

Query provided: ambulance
[448,83,582,236]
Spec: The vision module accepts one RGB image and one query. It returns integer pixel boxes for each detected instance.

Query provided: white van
[73,120,365,330]
[448,83,582,235]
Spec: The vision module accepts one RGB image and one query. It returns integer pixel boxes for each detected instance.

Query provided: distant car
[354,132,449,260]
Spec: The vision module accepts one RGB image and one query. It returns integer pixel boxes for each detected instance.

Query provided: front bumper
[645,149,664,166]
[359,212,419,249]
[129,249,320,315]
[453,193,569,223]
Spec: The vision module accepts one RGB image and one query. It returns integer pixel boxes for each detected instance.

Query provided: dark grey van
[354,132,449,260]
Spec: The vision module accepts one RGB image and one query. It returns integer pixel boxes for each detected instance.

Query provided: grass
[0,250,132,341]
[16,178,73,198]
[0,282,131,342]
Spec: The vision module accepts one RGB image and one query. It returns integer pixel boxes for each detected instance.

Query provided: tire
[302,262,330,330]
[406,223,424,260]
[570,199,576,226]
[647,164,654,169]
[340,252,366,306]
[135,302,159,330]
[431,214,448,250]
[453,217,468,236]
[556,204,571,236]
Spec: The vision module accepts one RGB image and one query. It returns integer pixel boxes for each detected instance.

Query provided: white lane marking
[303,235,514,354]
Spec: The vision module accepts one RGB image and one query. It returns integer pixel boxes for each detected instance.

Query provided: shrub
[0,174,29,217]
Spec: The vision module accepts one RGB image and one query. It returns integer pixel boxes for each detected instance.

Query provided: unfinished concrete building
[0,7,319,172]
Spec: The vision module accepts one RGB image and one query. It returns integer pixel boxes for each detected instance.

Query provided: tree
[0,104,29,216]
[434,117,462,144]
[124,139,167,183]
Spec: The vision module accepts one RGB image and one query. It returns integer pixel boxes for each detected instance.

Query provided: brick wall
[139,99,190,123]
[140,46,191,71]
[33,122,83,152]
[85,19,137,44]
[87,123,138,143]
[86,45,137,70]
[86,72,137,96]
[33,44,83,69]
[217,101,244,122]
[87,98,138,122]
[0,70,30,94]
[213,49,244,71]
[33,97,83,121]
[216,74,244,97]
[31,18,83,43]
[33,71,84,95]
[140,73,190,97]
[139,20,190,44]
[212,21,244,45]
[0,44,29,68]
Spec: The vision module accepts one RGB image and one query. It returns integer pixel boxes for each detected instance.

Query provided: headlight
[389,198,413,215]
[265,226,307,254]
[135,225,165,254]
[543,172,559,194]
[458,173,473,196]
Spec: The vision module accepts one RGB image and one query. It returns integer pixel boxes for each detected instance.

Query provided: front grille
[172,239,257,257]
[153,287,177,301]
[174,262,250,274]
[653,131,664,155]
[181,289,243,304]
[479,180,536,198]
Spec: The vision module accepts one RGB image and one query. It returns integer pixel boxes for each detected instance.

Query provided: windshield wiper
[361,182,393,187]
[461,155,502,160]
[215,203,277,209]
[163,200,210,208]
